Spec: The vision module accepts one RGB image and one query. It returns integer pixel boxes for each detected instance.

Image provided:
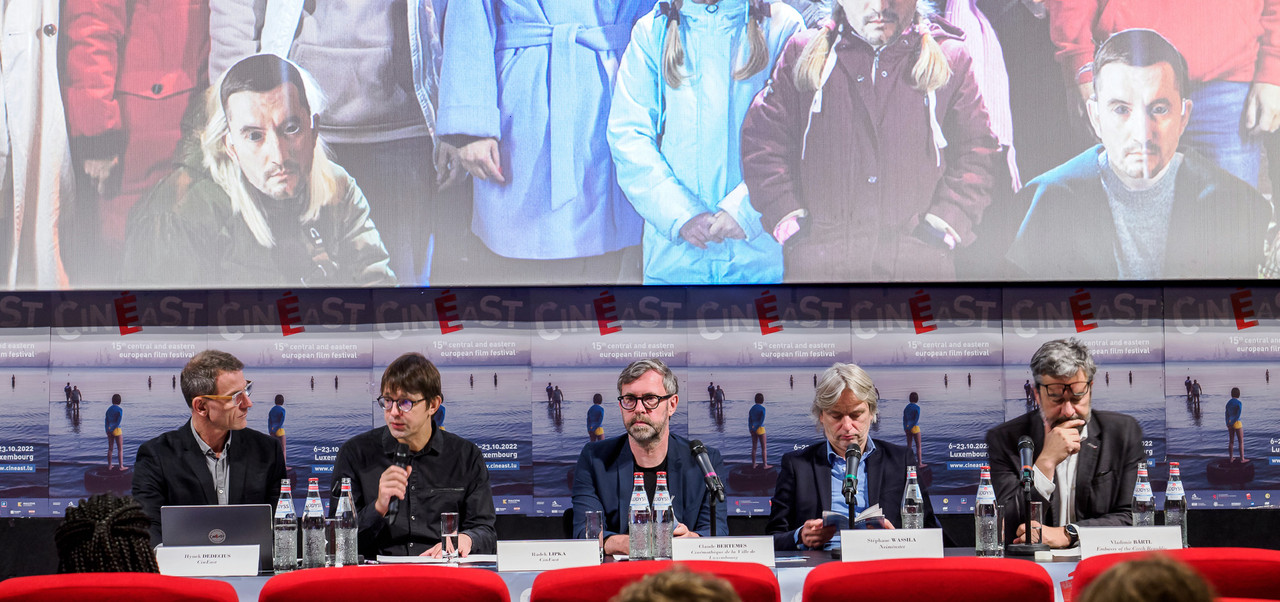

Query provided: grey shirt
[190,422,232,505]
[1099,151,1183,279]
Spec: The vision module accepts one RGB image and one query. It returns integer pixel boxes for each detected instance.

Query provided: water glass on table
[583,510,604,563]
[441,512,460,564]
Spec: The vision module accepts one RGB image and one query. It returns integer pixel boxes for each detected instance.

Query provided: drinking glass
[583,510,604,563]
[440,512,460,564]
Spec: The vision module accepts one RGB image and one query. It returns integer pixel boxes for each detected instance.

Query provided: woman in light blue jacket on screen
[608,0,802,284]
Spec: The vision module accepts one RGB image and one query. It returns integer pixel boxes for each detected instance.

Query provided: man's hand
[374,464,411,516]
[1014,522,1069,548]
[799,518,838,549]
[604,533,630,556]
[1037,418,1085,477]
[672,522,699,538]
[1242,82,1280,135]
[679,212,718,249]
[422,533,473,558]
[434,141,468,190]
[83,155,120,197]
[707,210,747,242]
[457,137,505,183]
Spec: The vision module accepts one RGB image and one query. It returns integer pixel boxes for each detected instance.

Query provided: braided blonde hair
[795,2,951,93]
[662,0,771,89]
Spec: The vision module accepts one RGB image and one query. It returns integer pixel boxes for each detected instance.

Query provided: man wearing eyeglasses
[571,358,728,555]
[986,338,1145,549]
[330,352,496,558]
[132,350,287,546]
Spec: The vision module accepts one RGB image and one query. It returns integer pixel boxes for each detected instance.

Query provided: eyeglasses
[1038,381,1091,401]
[376,395,429,414]
[203,381,253,407]
[617,393,674,411]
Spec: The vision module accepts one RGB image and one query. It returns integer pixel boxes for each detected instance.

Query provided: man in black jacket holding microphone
[767,363,942,551]
[986,338,1144,548]
[331,353,496,558]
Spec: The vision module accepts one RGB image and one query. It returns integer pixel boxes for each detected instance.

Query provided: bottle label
[1134,482,1153,500]
[630,489,649,508]
[976,484,996,504]
[275,503,294,519]
[1165,481,1184,499]
[653,490,672,511]
[304,497,324,515]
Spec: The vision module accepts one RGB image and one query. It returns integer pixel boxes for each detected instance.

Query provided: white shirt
[1032,422,1089,525]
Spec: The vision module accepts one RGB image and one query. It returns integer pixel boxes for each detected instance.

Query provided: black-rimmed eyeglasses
[375,395,429,413]
[1038,381,1091,401]
[617,393,674,411]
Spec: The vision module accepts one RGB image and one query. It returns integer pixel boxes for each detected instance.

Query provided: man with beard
[571,359,728,554]
[986,338,1145,549]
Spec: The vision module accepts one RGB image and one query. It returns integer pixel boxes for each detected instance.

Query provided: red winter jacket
[1047,0,1280,85]
[61,0,210,245]
[741,18,998,282]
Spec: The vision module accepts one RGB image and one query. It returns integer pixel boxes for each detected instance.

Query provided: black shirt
[637,457,669,506]
[330,424,496,557]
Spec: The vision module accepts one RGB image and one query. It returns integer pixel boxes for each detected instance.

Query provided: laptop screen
[161,504,274,571]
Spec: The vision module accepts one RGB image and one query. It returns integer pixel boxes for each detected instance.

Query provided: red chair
[1073,548,1280,600]
[0,572,238,601]
[529,560,779,602]
[259,565,510,602]
[803,557,1055,602]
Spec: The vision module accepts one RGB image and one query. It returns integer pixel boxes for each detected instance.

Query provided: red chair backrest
[803,557,1055,602]
[259,565,510,602]
[0,572,238,602]
[1074,548,1280,600]
[530,560,779,602]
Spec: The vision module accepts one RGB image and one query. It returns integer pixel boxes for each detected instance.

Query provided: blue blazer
[572,433,728,539]
[766,438,942,550]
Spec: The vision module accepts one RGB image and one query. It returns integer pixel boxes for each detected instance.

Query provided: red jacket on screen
[1047,0,1280,86]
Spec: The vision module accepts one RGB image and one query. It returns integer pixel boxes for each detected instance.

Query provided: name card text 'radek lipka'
[497,540,600,572]
[1078,526,1182,559]
[672,536,774,567]
[840,529,944,561]
[156,545,259,576]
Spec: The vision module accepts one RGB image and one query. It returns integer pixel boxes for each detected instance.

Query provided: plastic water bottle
[272,479,297,573]
[1163,462,1187,546]
[301,477,327,568]
[627,472,653,560]
[1132,464,1155,526]
[652,472,674,559]
[901,465,925,529]
[333,477,358,566]
[975,466,1001,557]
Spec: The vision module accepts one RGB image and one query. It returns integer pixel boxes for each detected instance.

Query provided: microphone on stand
[841,444,863,506]
[385,443,409,523]
[689,439,725,503]
[1018,436,1035,485]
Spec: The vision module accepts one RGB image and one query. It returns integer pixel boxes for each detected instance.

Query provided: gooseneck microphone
[689,439,725,503]
[385,443,410,523]
[841,444,863,505]
[1017,436,1035,485]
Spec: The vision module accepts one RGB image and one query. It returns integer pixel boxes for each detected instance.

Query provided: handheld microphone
[1017,436,1035,484]
[689,439,726,503]
[385,443,410,523]
[841,444,863,501]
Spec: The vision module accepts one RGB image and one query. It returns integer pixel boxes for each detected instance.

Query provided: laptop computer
[161,504,274,572]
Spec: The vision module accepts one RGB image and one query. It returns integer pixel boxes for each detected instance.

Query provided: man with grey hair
[986,338,1144,549]
[131,350,287,546]
[571,358,728,555]
[766,363,941,551]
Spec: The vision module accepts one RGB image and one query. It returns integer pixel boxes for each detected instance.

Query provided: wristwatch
[1064,523,1080,547]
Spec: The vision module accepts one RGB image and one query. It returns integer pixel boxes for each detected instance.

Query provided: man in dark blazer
[132,350,286,546]
[767,363,942,551]
[572,359,728,554]
[986,338,1144,548]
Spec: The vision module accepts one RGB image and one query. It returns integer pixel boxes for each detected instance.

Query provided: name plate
[497,539,600,572]
[156,545,259,577]
[839,528,944,561]
[1078,526,1182,559]
[672,536,775,567]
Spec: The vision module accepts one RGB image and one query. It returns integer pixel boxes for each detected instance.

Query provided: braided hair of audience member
[54,493,159,573]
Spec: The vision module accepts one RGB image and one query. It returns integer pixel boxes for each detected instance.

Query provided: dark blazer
[571,433,728,539]
[985,409,1144,542]
[131,420,287,546]
[766,439,942,551]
